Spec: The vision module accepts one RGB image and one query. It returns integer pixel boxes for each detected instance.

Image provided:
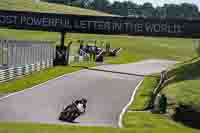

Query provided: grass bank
[122,73,200,133]
[0,28,196,64]
[0,0,111,16]
[162,57,200,110]
[123,57,200,132]
[123,112,199,133]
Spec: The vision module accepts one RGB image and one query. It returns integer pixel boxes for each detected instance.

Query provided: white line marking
[118,79,144,128]
[0,69,85,101]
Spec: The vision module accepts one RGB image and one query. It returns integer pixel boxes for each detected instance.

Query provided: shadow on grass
[173,104,200,129]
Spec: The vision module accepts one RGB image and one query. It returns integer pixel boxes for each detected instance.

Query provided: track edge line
[0,69,85,101]
[118,79,144,128]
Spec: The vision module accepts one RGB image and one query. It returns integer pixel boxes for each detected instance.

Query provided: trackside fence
[0,39,55,83]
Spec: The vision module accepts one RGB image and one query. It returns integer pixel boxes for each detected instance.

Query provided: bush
[193,40,200,56]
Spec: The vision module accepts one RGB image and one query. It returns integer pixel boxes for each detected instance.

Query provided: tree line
[42,0,200,19]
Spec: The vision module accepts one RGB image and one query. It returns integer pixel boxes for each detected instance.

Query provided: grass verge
[0,66,80,94]
[0,63,95,94]
[162,57,200,110]
[0,122,123,133]
[128,77,159,111]
[123,112,199,133]
[122,74,200,133]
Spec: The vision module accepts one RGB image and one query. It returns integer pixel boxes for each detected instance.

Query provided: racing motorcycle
[58,98,87,122]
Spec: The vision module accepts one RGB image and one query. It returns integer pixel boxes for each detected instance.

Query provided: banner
[0,10,200,38]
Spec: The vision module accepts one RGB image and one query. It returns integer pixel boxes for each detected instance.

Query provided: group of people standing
[79,44,99,61]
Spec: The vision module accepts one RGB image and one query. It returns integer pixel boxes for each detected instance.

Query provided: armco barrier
[0,60,53,83]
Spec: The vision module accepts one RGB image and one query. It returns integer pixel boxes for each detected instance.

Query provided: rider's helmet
[81,98,87,104]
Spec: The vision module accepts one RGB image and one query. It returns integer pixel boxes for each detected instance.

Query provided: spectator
[79,44,83,55]
[159,94,167,114]
[85,44,89,53]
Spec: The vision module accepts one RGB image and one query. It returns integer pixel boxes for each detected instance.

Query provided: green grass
[67,34,197,63]
[0,0,112,16]
[0,29,196,64]
[0,61,96,94]
[123,112,199,133]
[128,77,159,111]
[122,66,200,133]
[0,66,81,94]
[0,122,124,133]
[162,57,200,110]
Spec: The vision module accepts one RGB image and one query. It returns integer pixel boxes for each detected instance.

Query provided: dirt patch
[172,104,200,129]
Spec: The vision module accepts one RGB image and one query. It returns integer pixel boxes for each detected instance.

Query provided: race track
[0,59,176,127]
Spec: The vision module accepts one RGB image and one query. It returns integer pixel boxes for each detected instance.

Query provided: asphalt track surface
[0,59,176,127]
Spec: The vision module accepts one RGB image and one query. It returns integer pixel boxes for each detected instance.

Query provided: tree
[90,0,110,12]
[42,0,200,19]
[126,2,139,17]
[141,2,154,17]
[180,3,199,19]
[110,1,121,15]
[121,1,129,16]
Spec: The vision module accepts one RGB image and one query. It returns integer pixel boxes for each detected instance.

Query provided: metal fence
[0,39,55,83]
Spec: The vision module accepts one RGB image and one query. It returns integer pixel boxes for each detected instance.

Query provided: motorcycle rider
[59,98,87,122]
[75,98,87,114]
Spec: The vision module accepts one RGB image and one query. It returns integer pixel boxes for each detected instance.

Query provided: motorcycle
[59,98,87,122]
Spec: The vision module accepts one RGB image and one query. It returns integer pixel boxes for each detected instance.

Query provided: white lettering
[27,17,34,25]
[154,24,161,32]
[87,21,93,31]
[145,23,154,32]
[136,23,143,32]
[63,19,72,29]
[104,21,111,32]
[42,18,49,26]
[177,24,183,33]
[80,20,87,30]
[0,15,18,24]
[113,22,122,32]
[33,17,42,25]
[48,18,56,27]
[0,15,6,24]
[124,23,131,32]
[96,21,105,31]
[161,24,168,32]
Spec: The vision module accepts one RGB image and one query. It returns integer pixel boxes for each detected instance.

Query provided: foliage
[43,0,200,18]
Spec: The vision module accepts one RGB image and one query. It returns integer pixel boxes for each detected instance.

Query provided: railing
[0,39,56,83]
[0,60,53,83]
[0,39,55,67]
